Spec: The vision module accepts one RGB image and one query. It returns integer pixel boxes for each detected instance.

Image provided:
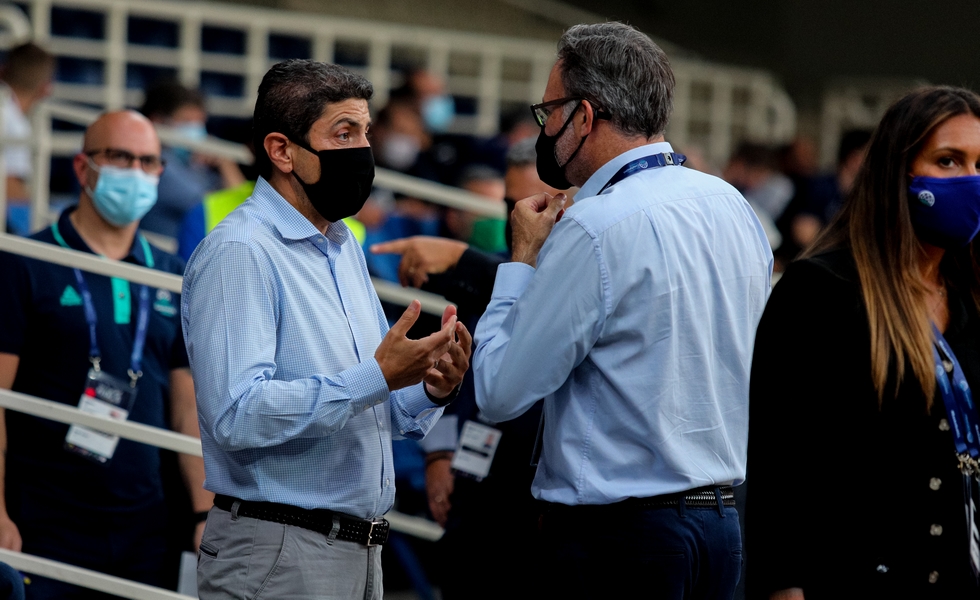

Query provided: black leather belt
[622,485,736,509]
[213,494,389,546]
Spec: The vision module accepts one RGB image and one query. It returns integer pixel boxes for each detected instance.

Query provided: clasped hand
[375,300,472,399]
[510,192,566,268]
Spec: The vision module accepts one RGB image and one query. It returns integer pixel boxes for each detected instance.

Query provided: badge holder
[64,358,139,465]
[451,420,502,482]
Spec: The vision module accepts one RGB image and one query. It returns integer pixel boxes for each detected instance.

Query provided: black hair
[253,60,373,179]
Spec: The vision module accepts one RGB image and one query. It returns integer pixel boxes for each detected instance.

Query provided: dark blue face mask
[908,175,980,248]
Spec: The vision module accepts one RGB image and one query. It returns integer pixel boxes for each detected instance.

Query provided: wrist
[425,450,454,467]
[425,382,459,406]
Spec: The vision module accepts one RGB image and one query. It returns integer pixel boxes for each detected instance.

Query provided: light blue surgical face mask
[422,94,455,133]
[86,159,159,227]
[171,122,207,163]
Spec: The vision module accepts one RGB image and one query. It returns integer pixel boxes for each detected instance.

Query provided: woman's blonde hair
[805,86,980,407]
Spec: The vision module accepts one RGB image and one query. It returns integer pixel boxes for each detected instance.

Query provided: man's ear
[577,100,596,138]
[72,153,92,191]
[265,132,293,174]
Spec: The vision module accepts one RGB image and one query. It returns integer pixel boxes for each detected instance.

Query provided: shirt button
[318,237,325,243]
[876,564,889,573]
[385,478,390,487]
[930,524,943,536]
[939,418,950,431]
[929,477,942,491]
[928,571,939,584]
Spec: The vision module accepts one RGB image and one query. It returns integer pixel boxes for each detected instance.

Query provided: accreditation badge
[64,368,137,464]
[451,420,502,481]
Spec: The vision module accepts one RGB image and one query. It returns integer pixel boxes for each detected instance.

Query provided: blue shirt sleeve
[473,218,607,422]
[184,239,403,451]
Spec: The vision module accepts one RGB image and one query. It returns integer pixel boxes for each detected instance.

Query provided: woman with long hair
[747,86,980,598]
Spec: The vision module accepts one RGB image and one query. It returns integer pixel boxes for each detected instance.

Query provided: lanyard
[598,151,687,194]
[51,222,154,386]
[932,324,980,470]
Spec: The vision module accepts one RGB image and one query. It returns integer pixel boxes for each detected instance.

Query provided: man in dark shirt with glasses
[0,110,211,598]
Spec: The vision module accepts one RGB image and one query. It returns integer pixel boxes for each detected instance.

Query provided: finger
[455,321,473,357]
[545,193,567,219]
[370,238,412,255]
[389,300,421,337]
[397,257,418,288]
[517,193,552,213]
[441,304,457,329]
[409,268,428,289]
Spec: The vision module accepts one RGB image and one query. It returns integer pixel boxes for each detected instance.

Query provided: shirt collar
[249,176,350,244]
[54,206,152,267]
[577,141,676,200]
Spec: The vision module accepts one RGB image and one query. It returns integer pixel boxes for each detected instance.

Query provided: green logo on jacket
[59,285,82,307]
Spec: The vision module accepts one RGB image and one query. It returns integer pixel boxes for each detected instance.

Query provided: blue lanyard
[599,152,686,194]
[932,324,980,470]
[51,222,154,386]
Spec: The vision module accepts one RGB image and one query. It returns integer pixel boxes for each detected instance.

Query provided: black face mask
[290,139,375,222]
[535,101,586,191]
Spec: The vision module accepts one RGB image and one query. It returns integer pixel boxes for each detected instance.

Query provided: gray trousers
[197,504,383,600]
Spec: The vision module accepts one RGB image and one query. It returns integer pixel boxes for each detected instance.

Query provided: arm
[0,354,21,551]
[747,260,850,596]
[4,177,28,202]
[472,213,604,422]
[169,367,213,550]
[184,242,462,451]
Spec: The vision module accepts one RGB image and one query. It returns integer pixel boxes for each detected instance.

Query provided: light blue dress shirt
[473,142,773,506]
[182,177,442,519]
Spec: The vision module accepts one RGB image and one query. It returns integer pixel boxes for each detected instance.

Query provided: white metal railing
[4,0,795,174]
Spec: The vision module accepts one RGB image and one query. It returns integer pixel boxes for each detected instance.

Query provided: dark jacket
[747,249,980,598]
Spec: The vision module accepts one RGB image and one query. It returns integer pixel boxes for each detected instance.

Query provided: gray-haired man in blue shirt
[182,60,471,600]
[473,22,773,599]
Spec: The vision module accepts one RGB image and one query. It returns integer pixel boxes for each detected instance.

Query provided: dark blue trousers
[542,496,742,600]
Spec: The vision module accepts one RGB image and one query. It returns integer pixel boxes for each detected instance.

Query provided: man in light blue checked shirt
[472,23,773,600]
[182,60,471,600]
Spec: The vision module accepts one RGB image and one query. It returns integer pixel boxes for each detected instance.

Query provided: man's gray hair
[556,22,674,138]
[506,137,537,168]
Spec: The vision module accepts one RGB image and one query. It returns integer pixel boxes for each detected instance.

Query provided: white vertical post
[368,38,391,107]
[427,43,450,81]
[0,85,8,233]
[668,72,690,151]
[529,53,553,103]
[104,4,127,109]
[313,33,335,64]
[708,73,733,166]
[29,0,51,43]
[178,12,202,87]
[29,103,52,233]
[475,51,501,135]
[245,24,269,115]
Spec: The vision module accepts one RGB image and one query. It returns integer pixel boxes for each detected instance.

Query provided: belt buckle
[365,519,383,547]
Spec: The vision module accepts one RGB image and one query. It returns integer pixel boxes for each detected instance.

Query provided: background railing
[2,0,796,186]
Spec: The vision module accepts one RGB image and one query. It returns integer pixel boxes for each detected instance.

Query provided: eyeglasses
[85,148,165,174]
[529,97,611,128]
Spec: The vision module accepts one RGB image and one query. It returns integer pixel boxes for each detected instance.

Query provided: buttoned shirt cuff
[491,262,536,299]
[340,358,391,412]
[400,382,444,417]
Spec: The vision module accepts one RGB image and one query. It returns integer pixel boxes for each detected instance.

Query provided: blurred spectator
[792,129,872,247]
[372,99,430,174]
[0,111,210,598]
[444,165,507,254]
[401,69,455,135]
[0,43,54,236]
[139,80,245,238]
[723,142,788,249]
